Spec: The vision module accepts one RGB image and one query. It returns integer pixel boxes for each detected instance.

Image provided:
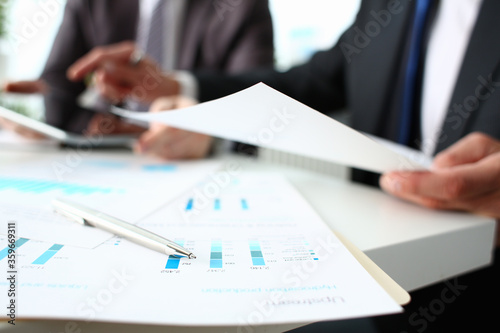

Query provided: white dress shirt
[420,0,483,155]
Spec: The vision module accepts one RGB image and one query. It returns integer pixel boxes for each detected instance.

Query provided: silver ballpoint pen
[52,198,196,259]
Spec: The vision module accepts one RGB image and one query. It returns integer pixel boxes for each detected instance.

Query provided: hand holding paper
[114,84,500,222]
[381,132,500,220]
[114,83,426,173]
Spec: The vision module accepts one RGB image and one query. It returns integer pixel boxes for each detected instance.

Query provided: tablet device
[0,104,138,148]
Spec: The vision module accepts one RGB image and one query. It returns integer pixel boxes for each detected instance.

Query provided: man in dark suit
[3,0,273,144]
[187,0,500,222]
[2,0,273,158]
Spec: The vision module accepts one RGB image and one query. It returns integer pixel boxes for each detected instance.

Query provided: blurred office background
[0,0,360,176]
[0,0,361,81]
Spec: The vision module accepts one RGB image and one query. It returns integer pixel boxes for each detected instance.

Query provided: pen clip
[54,207,90,226]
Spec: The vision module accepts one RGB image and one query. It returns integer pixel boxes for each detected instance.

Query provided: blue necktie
[398,0,433,144]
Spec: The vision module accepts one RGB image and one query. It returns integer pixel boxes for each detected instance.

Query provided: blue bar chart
[249,241,265,266]
[304,241,319,261]
[32,244,64,265]
[0,177,114,195]
[165,240,184,269]
[0,238,29,260]
[210,241,223,268]
[183,198,250,211]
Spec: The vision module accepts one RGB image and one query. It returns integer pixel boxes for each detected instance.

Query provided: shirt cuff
[172,71,199,100]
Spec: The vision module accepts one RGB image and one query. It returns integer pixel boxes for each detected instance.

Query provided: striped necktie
[126,1,165,111]
[145,1,165,67]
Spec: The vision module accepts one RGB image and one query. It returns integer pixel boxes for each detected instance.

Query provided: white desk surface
[0,147,496,333]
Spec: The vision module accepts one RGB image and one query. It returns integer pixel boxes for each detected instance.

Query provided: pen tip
[189,254,196,259]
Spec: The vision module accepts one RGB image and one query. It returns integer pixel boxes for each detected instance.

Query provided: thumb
[433,132,500,169]
[148,97,177,132]
[149,95,198,113]
[147,96,197,131]
[149,96,177,113]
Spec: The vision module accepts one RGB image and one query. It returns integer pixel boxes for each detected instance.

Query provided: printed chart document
[0,152,223,248]
[0,174,403,326]
[114,83,427,173]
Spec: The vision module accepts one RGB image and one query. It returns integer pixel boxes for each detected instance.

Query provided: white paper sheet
[366,133,433,169]
[0,173,401,326]
[114,83,426,173]
[0,153,223,248]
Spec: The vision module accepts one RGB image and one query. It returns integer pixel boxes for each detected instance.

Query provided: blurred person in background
[2,0,274,159]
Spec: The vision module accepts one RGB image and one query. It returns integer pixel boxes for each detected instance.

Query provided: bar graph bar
[142,164,177,172]
[214,199,221,211]
[210,240,223,268]
[165,240,184,269]
[185,198,194,211]
[249,240,265,266]
[305,241,319,261]
[0,177,114,195]
[241,199,249,210]
[32,244,64,265]
[0,238,29,260]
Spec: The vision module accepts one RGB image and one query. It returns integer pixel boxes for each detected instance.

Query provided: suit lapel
[89,0,139,45]
[112,0,139,42]
[178,0,213,69]
[352,0,414,136]
[435,0,500,153]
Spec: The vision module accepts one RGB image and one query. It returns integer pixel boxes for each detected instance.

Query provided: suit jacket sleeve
[219,0,275,72]
[193,0,385,113]
[195,36,348,114]
[195,0,399,116]
[40,0,96,133]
